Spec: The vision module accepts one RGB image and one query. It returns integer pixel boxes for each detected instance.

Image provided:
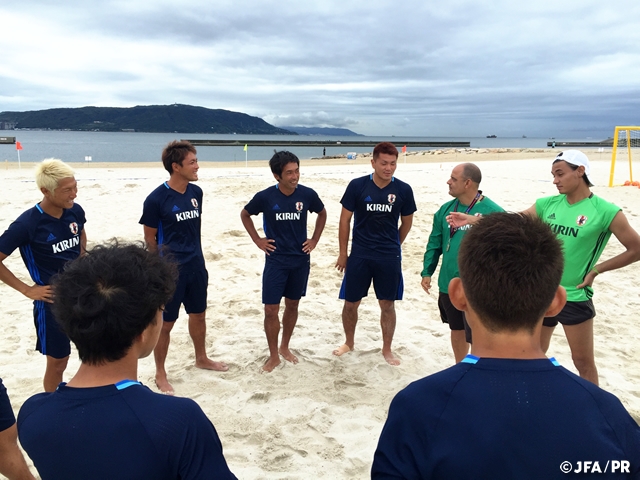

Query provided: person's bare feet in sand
[383,350,401,366]
[333,344,353,356]
[262,356,281,373]
[279,346,299,364]
[196,358,229,372]
[155,374,175,395]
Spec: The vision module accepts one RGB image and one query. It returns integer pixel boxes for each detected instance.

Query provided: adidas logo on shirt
[272,204,281,210]
[172,205,180,212]
[365,196,372,202]
[548,213,556,220]
[47,233,57,242]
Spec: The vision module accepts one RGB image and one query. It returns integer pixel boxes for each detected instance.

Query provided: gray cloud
[1,0,639,136]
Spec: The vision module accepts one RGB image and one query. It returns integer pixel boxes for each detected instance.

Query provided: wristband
[591,267,600,275]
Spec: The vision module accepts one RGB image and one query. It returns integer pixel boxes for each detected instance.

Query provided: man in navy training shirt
[17,243,237,480]
[0,159,86,392]
[372,213,640,479]
[333,142,416,365]
[241,151,327,372]
[140,140,227,394]
[0,377,34,479]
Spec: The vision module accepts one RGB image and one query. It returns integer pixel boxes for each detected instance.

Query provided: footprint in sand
[248,392,270,403]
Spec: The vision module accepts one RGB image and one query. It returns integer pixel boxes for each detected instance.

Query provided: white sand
[1,151,639,479]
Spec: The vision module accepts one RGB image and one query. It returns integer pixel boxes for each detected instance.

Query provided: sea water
[0,130,603,164]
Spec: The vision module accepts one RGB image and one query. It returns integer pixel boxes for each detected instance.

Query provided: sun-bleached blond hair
[35,159,75,193]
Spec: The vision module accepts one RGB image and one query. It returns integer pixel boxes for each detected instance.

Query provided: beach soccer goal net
[609,126,640,186]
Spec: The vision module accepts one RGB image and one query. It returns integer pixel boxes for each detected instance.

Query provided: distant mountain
[280,126,362,136]
[0,104,295,135]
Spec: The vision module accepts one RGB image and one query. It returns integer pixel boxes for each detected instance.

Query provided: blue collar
[369,173,395,182]
[55,379,142,391]
[115,379,142,390]
[461,354,560,366]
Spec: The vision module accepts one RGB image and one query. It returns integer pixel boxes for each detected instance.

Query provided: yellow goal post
[609,126,640,186]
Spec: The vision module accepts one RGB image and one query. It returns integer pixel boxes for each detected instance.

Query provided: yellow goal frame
[609,126,640,186]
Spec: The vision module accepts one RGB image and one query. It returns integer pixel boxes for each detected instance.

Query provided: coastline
[0,147,615,170]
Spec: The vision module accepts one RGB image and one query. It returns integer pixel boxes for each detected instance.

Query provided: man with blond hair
[0,159,87,392]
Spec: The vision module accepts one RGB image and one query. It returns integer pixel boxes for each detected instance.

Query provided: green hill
[0,104,295,134]
[280,126,362,136]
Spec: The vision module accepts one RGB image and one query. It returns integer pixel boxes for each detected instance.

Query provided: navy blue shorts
[33,301,71,359]
[163,267,208,322]
[438,292,472,343]
[339,256,403,302]
[0,377,15,432]
[543,299,595,327]
[263,256,310,304]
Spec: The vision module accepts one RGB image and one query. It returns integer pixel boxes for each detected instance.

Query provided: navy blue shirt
[0,377,14,432]
[18,382,236,480]
[140,183,204,270]
[244,184,324,266]
[0,203,86,285]
[341,175,416,259]
[373,357,640,479]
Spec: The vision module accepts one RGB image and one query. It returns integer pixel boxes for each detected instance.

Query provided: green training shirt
[422,196,503,293]
[536,194,620,302]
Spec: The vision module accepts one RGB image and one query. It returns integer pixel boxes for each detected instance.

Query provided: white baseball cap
[554,150,593,186]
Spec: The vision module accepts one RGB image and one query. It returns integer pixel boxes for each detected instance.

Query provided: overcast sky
[1,0,639,137]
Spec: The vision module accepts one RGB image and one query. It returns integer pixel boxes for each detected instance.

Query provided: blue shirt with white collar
[373,356,640,479]
[18,380,236,479]
[341,174,416,259]
[140,182,204,270]
[244,184,324,266]
[0,203,86,285]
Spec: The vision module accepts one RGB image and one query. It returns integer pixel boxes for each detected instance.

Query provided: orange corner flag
[16,141,23,150]
[402,145,407,153]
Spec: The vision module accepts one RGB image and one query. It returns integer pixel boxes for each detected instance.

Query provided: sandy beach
[1,148,639,479]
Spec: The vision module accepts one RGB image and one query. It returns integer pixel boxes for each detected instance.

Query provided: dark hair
[162,140,197,175]
[52,243,178,365]
[458,213,563,333]
[552,159,592,186]
[373,142,398,160]
[269,151,300,177]
[461,163,482,184]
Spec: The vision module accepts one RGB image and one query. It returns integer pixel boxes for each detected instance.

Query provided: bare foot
[155,375,175,395]
[196,358,229,372]
[262,356,281,373]
[383,350,401,366]
[279,347,299,364]
[332,344,353,356]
